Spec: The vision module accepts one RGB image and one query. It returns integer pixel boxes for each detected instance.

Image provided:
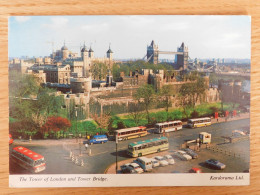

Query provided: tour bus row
[85,117,212,145]
[114,117,211,142]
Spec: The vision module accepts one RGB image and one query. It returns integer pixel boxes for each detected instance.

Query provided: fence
[206,145,245,159]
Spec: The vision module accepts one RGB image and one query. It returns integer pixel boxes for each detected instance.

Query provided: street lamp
[115,134,118,174]
[75,110,78,143]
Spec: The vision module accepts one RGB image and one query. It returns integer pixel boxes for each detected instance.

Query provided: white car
[173,150,192,161]
[150,158,160,167]
[163,155,175,165]
[129,163,144,174]
[154,156,169,166]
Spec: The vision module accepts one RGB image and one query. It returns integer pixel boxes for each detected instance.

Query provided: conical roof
[89,47,94,52]
[107,47,113,53]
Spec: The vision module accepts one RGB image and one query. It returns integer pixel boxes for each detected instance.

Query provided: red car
[189,167,202,173]
[9,134,13,145]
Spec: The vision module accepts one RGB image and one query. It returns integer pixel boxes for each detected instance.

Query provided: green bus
[127,137,169,157]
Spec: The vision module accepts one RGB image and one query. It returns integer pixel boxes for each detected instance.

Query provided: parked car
[163,155,175,165]
[182,148,198,159]
[150,158,160,168]
[189,167,202,173]
[121,166,135,174]
[129,163,144,174]
[134,157,153,172]
[173,150,192,161]
[154,156,169,166]
[205,159,226,170]
[120,163,131,172]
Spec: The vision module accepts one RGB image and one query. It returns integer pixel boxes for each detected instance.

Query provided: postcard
[8,15,250,187]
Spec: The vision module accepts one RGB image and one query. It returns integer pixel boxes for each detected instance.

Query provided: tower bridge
[144,40,189,70]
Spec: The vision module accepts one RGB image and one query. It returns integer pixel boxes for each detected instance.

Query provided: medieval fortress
[9,40,247,118]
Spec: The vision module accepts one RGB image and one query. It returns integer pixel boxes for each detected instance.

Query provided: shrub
[191,110,199,118]
[117,121,126,129]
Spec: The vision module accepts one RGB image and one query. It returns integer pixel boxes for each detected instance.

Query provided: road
[10,118,250,174]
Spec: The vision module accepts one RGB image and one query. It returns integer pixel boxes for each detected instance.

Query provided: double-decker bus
[187,117,211,128]
[127,137,169,157]
[115,126,147,141]
[154,120,182,134]
[11,146,46,173]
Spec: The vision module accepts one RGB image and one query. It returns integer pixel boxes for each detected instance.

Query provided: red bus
[11,146,46,173]
[115,126,147,141]
[9,134,13,145]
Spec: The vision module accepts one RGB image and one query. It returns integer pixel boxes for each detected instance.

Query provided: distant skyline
[9,16,251,59]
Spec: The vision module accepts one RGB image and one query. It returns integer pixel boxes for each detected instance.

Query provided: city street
[10,118,250,174]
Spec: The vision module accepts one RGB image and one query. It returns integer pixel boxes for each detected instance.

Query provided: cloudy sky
[9,15,251,59]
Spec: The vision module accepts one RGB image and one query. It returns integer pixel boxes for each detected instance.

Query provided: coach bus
[115,126,147,141]
[154,120,182,134]
[127,137,169,157]
[11,146,46,173]
[187,117,211,128]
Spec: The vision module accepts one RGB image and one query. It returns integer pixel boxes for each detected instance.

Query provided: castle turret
[106,45,113,69]
[61,42,69,60]
[89,46,94,58]
[106,46,113,60]
[81,43,88,60]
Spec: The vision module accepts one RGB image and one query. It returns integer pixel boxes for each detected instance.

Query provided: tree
[9,71,40,102]
[160,85,173,121]
[91,111,111,134]
[41,116,71,138]
[128,103,145,126]
[209,73,218,86]
[134,84,155,124]
[178,82,194,118]
[90,61,108,80]
[178,75,208,118]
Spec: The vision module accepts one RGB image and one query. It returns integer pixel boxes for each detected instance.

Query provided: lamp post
[75,110,78,143]
[115,134,118,174]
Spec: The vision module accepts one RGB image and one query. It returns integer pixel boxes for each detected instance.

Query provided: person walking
[85,143,89,151]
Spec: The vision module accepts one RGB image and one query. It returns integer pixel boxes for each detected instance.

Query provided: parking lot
[107,138,249,174]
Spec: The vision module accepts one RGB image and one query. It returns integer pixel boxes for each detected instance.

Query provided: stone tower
[147,40,159,64]
[89,46,94,58]
[176,42,189,70]
[81,44,89,77]
[107,45,113,69]
[61,42,69,60]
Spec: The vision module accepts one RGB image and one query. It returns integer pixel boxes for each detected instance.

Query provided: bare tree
[91,111,111,134]
[128,102,145,126]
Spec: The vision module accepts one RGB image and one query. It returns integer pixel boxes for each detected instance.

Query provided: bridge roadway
[10,118,249,174]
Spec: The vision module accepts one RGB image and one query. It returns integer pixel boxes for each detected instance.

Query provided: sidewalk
[210,112,249,124]
[14,138,83,146]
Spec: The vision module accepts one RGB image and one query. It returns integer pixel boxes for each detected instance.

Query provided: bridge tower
[147,40,159,64]
[176,42,189,70]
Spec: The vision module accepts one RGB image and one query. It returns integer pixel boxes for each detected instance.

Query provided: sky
[9,15,251,60]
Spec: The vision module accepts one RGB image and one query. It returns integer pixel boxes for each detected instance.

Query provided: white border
[10,173,249,187]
